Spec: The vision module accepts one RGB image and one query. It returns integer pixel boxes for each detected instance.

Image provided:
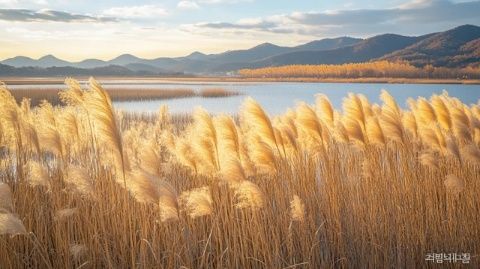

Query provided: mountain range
[1,24,479,77]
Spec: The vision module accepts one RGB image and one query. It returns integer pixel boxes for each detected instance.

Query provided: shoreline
[1,76,480,85]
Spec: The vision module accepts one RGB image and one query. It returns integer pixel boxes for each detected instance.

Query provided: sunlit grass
[0,78,479,268]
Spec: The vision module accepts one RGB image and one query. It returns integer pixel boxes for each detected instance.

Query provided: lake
[11,80,480,115]
[114,81,480,115]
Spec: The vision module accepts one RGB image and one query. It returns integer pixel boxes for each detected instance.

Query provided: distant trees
[238,61,480,79]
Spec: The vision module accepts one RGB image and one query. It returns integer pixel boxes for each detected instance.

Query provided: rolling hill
[381,25,480,67]
[0,25,478,76]
[247,34,432,69]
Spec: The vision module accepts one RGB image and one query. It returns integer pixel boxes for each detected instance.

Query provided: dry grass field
[0,78,479,268]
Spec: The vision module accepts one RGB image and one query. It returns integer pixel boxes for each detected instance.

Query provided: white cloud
[177,1,200,10]
[0,8,115,22]
[290,0,480,26]
[103,5,168,19]
[398,0,435,9]
[189,0,480,37]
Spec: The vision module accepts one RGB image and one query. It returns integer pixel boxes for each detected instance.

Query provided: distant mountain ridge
[380,24,480,67]
[1,25,478,76]
[247,34,432,69]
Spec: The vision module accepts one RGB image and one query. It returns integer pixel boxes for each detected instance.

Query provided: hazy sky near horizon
[0,0,479,61]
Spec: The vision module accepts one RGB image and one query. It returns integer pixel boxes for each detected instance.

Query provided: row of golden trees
[238,61,480,79]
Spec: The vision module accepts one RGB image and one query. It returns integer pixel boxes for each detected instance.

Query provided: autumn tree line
[238,61,480,79]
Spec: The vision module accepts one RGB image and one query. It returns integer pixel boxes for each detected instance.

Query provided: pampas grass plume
[54,208,79,222]
[366,117,386,146]
[417,98,437,126]
[315,94,334,126]
[179,186,213,219]
[0,213,27,235]
[158,181,179,222]
[241,97,279,151]
[26,161,50,189]
[419,151,439,170]
[290,195,305,222]
[69,244,88,261]
[444,174,465,195]
[234,180,265,210]
[65,166,94,198]
[0,183,13,213]
[461,144,480,164]
[86,77,129,174]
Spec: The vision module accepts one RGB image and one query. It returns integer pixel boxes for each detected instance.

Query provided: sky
[0,0,479,61]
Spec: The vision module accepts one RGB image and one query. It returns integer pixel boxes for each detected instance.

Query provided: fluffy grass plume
[234,180,265,210]
[431,95,452,130]
[241,97,279,153]
[125,169,163,204]
[214,114,241,160]
[290,195,305,222]
[344,117,366,145]
[179,186,214,218]
[419,151,439,169]
[417,97,437,126]
[54,208,79,222]
[158,181,179,222]
[86,78,129,175]
[64,166,94,198]
[444,174,465,195]
[296,102,325,150]
[462,144,480,164]
[0,183,13,213]
[366,117,386,146]
[343,93,367,127]
[315,94,335,126]
[0,214,27,236]
[69,244,88,262]
[26,161,50,189]
[380,90,405,144]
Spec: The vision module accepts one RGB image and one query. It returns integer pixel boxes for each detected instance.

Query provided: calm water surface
[114,82,480,115]
[12,81,480,115]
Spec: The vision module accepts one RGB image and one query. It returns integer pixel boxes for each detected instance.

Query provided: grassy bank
[0,78,479,268]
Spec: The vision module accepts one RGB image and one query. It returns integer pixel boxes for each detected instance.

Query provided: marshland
[8,86,240,106]
[1,78,479,268]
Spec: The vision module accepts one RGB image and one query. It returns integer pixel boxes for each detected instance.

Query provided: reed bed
[199,88,240,98]
[9,87,239,106]
[0,78,479,268]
